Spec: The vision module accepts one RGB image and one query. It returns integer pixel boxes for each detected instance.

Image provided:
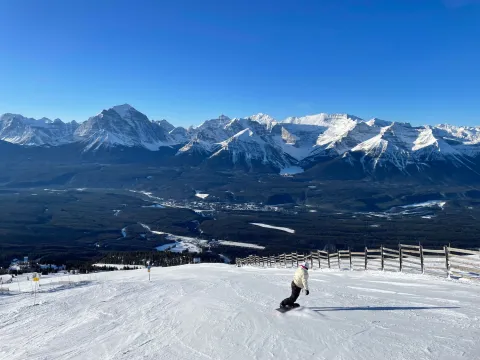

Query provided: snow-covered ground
[155,241,201,253]
[401,200,446,209]
[92,263,145,269]
[280,166,304,176]
[195,191,209,199]
[139,223,205,253]
[1,265,479,360]
[362,200,447,219]
[250,222,295,233]
[216,240,266,249]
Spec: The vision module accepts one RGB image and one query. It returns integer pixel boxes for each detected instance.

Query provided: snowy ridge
[0,113,78,146]
[2,105,480,176]
[210,128,294,170]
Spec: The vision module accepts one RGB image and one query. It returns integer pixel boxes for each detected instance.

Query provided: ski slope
[1,265,479,360]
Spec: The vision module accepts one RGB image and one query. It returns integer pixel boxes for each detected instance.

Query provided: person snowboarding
[280,261,310,309]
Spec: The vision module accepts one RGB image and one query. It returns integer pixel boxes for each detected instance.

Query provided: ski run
[1,264,479,360]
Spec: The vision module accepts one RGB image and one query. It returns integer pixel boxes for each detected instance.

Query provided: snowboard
[276,303,300,313]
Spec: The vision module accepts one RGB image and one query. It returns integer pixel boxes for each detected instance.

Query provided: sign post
[32,272,40,305]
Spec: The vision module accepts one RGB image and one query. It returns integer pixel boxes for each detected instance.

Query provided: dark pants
[281,281,301,307]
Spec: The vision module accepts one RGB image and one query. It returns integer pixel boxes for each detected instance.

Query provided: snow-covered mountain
[208,128,294,171]
[0,113,79,146]
[2,105,480,179]
[74,105,174,151]
[249,113,277,129]
[154,119,175,133]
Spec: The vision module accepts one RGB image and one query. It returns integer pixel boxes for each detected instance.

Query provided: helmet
[301,261,310,270]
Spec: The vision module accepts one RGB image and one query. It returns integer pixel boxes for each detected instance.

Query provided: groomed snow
[1,265,479,360]
[250,222,295,234]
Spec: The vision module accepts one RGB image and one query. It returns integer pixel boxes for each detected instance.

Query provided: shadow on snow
[307,306,460,312]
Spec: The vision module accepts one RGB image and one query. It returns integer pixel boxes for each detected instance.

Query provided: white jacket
[293,266,309,290]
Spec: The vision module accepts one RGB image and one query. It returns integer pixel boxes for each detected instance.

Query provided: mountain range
[2,104,480,181]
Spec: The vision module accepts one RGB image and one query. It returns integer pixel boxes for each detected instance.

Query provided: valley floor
[1,265,479,360]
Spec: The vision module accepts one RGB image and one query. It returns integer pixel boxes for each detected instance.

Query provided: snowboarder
[280,261,310,309]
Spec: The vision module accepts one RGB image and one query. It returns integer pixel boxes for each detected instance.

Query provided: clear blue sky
[1,0,479,127]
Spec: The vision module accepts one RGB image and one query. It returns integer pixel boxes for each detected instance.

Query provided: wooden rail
[235,244,480,280]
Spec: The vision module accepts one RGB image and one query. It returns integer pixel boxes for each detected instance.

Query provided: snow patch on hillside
[250,223,295,233]
[401,200,446,209]
[280,166,304,176]
[195,192,209,199]
[215,240,266,249]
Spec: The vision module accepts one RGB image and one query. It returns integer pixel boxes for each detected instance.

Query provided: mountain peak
[111,104,135,118]
[155,119,175,132]
[249,113,277,129]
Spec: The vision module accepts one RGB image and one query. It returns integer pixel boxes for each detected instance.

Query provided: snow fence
[236,244,480,281]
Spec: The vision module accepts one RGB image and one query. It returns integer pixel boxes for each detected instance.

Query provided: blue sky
[0,0,479,127]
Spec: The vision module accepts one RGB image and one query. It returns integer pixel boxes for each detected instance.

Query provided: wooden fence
[236,244,480,280]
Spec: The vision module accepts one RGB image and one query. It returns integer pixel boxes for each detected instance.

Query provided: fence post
[399,245,403,272]
[381,245,384,271]
[338,251,341,270]
[327,250,331,269]
[296,252,299,267]
[364,247,368,270]
[419,243,424,274]
[444,245,450,278]
[349,248,352,271]
[284,253,287,268]
[317,250,321,269]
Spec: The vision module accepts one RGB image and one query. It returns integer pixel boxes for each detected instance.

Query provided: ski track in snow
[0,265,479,360]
